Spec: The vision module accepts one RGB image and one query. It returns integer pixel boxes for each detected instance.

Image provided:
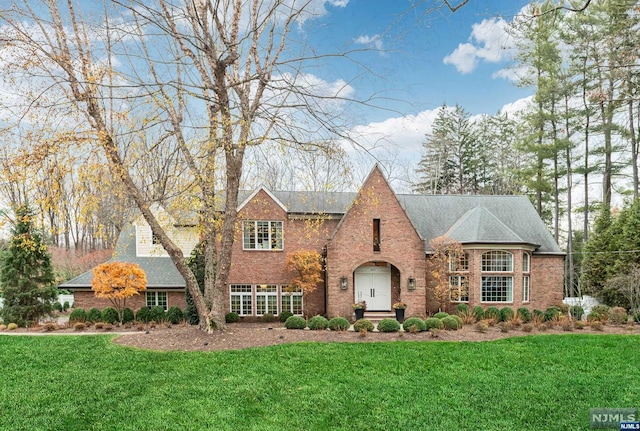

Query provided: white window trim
[449,275,469,303]
[230,284,253,316]
[256,285,279,316]
[523,275,530,303]
[242,220,284,251]
[146,291,168,310]
[480,276,514,303]
[523,253,530,273]
[281,287,304,316]
[481,250,514,272]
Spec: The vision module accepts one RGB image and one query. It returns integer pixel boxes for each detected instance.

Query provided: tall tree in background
[0,205,57,326]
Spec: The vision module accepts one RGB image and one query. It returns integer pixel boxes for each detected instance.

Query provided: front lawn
[0,334,638,430]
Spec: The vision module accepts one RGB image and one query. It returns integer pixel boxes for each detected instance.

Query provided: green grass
[1,334,639,430]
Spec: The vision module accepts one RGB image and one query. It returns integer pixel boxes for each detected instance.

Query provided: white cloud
[354,34,383,51]
[443,16,515,74]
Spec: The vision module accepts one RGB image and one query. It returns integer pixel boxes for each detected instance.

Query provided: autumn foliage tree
[286,250,323,315]
[92,262,147,323]
[429,236,464,312]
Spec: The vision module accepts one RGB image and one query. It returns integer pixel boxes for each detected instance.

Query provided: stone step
[356,311,397,322]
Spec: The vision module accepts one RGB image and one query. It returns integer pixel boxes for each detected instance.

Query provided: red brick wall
[326,168,427,319]
[227,189,339,317]
[425,248,564,314]
[71,290,186,312]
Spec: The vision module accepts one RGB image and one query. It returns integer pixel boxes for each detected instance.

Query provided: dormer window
[243,220,283,250]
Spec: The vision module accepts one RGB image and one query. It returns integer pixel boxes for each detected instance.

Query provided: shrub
[560,317,573,331]
[279,311,293,323]
[94,322,104,330]
[225,312,240,323]
[285,315,307,329]
[484,307,500,321]
[521,323,533,333]
[424,317,444,330]
[569,305,584,320]
[69,308,87,323]
[456,303,470,315]
[587,311,601,322]
[591,305,610,322]
[532,309,545,321]
[590,321,603,331]
[472,306,485,321]
[441,316,460,330]
[433,312,449,319]
[575,321,586,330]
[262,313,277,323]
[0,324,6,331]
[403,317,426,332]
[7,322,18,330]
[136,306,151,323]
[544,306,562,322]
[377,318,401,332]
[100,307,118,324]
[475,321,489,333]
[499,307,514,322]
[328,317,350,331]
[53,302,63,312]
[610,307,628,325]
[353,319,374,332]
[516,308,531,323]
[62,301,70,311]
[149,306,166,322]
[121,308,135,324]
[73,322,86,331]
[452,314,463,328]
[166,306,184,324]
[86,307,102,323]
[499,321,513,333]
[308,315,329,330]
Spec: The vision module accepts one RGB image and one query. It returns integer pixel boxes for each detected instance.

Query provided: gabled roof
[59,223,187,289]
[237,189,355,215]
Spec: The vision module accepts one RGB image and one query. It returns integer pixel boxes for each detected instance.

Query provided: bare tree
[0,0,365,331]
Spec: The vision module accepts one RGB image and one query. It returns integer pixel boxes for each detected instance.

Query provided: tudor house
[61,166,565,318]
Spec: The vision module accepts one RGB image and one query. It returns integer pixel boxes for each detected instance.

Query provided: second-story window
[243,221,283,250]
[373,218,381,251]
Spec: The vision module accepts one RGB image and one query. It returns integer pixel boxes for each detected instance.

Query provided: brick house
[61,165,565,318]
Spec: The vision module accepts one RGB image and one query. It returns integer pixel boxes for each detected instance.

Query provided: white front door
[354,265,391,311]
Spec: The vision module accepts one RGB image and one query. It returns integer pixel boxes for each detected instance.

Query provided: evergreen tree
[0,205,57,326]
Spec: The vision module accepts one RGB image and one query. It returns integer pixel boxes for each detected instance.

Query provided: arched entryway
[354,263,393,311]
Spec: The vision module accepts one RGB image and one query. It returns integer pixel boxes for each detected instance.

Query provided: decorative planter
[395,308,405,323]
[354,308,365,320]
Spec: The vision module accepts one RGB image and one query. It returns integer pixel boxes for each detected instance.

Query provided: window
[482,251,513,272]
[230,284,253,315]
[523,276,530,302]
[281,286,303,315]
[146,291,168,310]
[256,285,278,316]
[449,252,469,272]
[481,276,513,302]
[243,221,283,250]
[449,275,469,302]
[523,253,530,273]
[373,218,381,252]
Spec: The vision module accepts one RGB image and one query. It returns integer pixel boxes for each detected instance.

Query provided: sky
[295,0,535,187]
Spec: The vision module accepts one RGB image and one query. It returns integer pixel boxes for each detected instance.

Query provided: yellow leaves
[285,250,322,293]
[92,262,147,300]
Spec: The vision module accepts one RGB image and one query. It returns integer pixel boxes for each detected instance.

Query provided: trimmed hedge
[403,317,426,332]
[328,317,351,331]
[279,311,293,323]
[149,306,166,322]
[517,307,531,323]
[377,318,400,332]
[484,307,500,320]
[433,312,449,319]
[442,315,460,330]
[101,307,119,325]
[499,307,514,322]
[121,308,135,324]
[69,308,87,323]
[569,306,584,320]
[456,303,470,315]
[544,306,562,322]
[285,315,307,329]
[424,317,444,330]
[135,306,151,323]
[87,308,102,323]
[472,306,485,321]
[166,306,184,324]
[353,319,374,332]
[308,315,329,330]
[225,312,240,323]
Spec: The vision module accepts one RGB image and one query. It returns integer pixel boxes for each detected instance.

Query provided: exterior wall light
[408,276,416,290]
[340,276,348,290]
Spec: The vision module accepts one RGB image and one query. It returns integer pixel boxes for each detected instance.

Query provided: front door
[354,265,391,311]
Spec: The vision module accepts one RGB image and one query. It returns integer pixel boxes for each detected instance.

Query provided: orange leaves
[286,250,323,293]
[429,235,464,310]
[92,262,147,300]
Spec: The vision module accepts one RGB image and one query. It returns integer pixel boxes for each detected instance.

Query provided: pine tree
[0,205,57,326]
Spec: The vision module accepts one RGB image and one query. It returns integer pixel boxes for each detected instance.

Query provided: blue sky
[290,0,534,186]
